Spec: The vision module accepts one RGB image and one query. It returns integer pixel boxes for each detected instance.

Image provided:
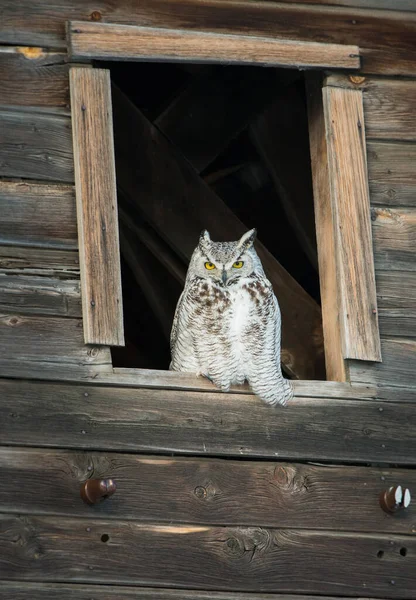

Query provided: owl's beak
[221,269,227,285]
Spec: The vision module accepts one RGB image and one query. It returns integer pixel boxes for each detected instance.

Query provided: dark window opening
[99,61,320,375]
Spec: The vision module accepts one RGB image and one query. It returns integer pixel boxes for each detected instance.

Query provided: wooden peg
[380,485,411,514]
[81,478,117,505]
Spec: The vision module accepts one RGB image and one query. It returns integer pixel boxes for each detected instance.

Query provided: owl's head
[187,228,263,285]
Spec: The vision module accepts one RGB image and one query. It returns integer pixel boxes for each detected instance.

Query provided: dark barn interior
[105,62,320,372]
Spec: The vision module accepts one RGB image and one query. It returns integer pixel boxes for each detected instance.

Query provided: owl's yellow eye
[205,262,216,270]
[233,261,244,268]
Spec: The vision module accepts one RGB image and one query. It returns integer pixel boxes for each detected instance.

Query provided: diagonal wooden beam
[111,84,325,380]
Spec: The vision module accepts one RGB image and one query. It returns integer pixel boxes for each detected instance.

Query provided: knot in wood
[90,10,102,21]
[194,486,207,499]
[226,536,244,557]
[88,346,99,358]
[349,75,366,85]
[7,316,20,326]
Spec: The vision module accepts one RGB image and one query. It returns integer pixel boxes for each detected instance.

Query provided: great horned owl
[170,229,293,406]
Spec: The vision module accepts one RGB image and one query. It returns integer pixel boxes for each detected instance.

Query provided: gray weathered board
[70,67,124,347]
[1,513,415,597]
[68,21,360,70]
[1,378,414,464]
[367,140,416,207]
[1,1,415,75]
[0,47,69,109]
[1,447,415,534]
[0,181,77,249]
[0,108,74,182]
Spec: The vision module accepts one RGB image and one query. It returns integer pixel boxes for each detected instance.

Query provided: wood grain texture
[0,47,69,109]
[377,271,416,337]
[349,338,416,387]
[323,85,381,362]
[1,378,414,464]
[325,75,416,141]
[70,67,124,347]
[155,67,293,173]
[372,207,416,271]
[0,246,79,274]
[112,84,324,380]
[0,273,81,318]
[306,74,346,381]
[1,514,415,596]
[68,21,360,70]
[1,447,415,534]
[367,140,416,207]
[0,181,77,249]
[2,1,416,75]
[0,315,111,369]
[0,108,73,182]
[0,584,393,600]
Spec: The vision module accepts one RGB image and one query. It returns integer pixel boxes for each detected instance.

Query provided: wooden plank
[155,67,296,173]
[306,74,346,381]
[112,84,324,380]
[1,514,415,596]
[1,447,416,534]
[372,207,416,271]
[4,2,416,74]
[0,273,81,318]
[0,47,69,109]
[350,338,416,387]
[323,85,381,362]
[275,0,416,9]
[325,75,416,141]
[0,181,77,249]
[0,246,79,274]
[0,584,392,600]
[367,140,416,207]
[68,21,360,70]
[1,378,414,464]
[250,83,318,269]
[0,315,111,369]
[70,67,124,347]
[377,271,416,338]
[0,108,73,182]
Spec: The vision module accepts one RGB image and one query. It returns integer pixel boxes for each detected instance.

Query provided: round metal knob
[81,478,117,505]
[380,485,411,514]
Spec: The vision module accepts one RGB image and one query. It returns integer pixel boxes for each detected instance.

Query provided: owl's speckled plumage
[170,229,293,406]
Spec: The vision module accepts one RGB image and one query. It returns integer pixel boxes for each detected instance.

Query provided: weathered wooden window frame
[67,20,381,389]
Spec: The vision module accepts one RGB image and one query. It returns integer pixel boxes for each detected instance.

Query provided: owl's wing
[170,288,186,352]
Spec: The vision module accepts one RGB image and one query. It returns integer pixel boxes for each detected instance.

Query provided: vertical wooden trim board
[69,67,124,346]
[308,75,381,374]
[307,75,347,382]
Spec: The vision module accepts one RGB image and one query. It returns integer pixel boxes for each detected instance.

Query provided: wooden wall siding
[1,514,415,597]
[0,181,77,249]
[0,108,74,182]
[2,1,416,75]
[0,274,81,318]
[0,246,79,274]
[0,315,111,371]
[70,68,124,347]
[350,338,416,387]
[367,140,416,207]
[68,21,360,70]
[2,378,415,464]
[0,47,69,109]
[0,586,396,600]
[2,447,416,534]
[325,75,416,141]
[0,586,398,600]
[372,208,416,272]
[113,84,324,380]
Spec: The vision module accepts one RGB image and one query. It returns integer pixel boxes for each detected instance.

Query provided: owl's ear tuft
[237,228,257,251]
[199,230,211,245]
